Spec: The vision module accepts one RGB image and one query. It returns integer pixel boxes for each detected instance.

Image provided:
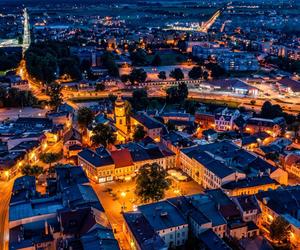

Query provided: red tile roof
[111,148,133,168]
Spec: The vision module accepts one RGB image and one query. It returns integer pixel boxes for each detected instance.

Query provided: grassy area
[147,52,187,66]
[189,98,240,109]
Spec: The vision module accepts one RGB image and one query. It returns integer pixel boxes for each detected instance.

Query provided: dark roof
[64,128,82,143]
[14,117,53,130]
[123,212,166,250]
[278,78,300,92]
[62,184,104,212]
[55,165,89,191]
[235,195,260,212]
[138,200,187,231]
[162,131,195,148]
[132,113,164,129]
[10,140,40,152]
[205,160,236,179]
[11,176,37,205]
[222,176,278,190]
[197,229,232,250]
[203,129,217,136]
[80,227,120,250]
[255,185,300,218]
[58,207,97,235]
[78,148,114,168]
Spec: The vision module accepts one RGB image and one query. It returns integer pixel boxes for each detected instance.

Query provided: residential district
[0,0,299,250]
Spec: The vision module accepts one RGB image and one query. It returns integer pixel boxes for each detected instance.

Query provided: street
[0,175,20,250]
[92,178,203,250]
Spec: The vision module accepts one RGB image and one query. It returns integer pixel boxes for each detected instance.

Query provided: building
[222,175,279,196]
[114,95,129,142]
[137,200,189,247]
[208,79,259,96]
[63,128,82,158]
[284,153,300,178]
[78,142,175,183]
[276,78,300,95]
[245,117,286,137]
[179,140,288,186]
[218,52,259,72]
[131,113,166,142]
[9,166,119,250]
[214,108,240,131]
[8,165,119,249]
[256,186,300,248]
[123,212,168,250]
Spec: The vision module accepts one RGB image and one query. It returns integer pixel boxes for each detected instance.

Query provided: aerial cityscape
[0,0,299,249]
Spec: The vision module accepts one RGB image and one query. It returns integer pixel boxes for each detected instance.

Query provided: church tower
[114,94,127,134]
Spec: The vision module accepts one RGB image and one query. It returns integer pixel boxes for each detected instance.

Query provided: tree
[48,83,62,111]
[166,86,178,103]
[166,82,188,104]
[166,120,176,131]
[269,216,290,243]
[130,48,147,66]
[91,123,116,147]
[135,163,171,203]
[125,100,132,127]
[158,71,167,80]
[77,107,94,130]
[261,101,273,118]
[108,94,117,103]
[178,82,188,100]
[260,101,284,119]
[21,164,44,176]
[120,74,130,83]
[95,83,105,91]
[101,52,119,77]
[169,68,184,81]
[151,54,162,66]
[133,125,146,141]
[59,57,82,81]
[40,152,62,168]
[129,68,147,84]
[188,66,203,80]
[203,71,209,80]
[132,88,149,110]
[177,40,187,52]
[206,63,225,78]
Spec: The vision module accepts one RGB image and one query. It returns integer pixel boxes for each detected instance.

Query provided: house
[202,129,218,142]
[276,78,300,95]
[245,117,286,137]
[284,153,300,178]
[123,212,167,250]
[78,142,175,183]
[221,175,279,196]
[8,165,119,249]
[63,128,82,158]
[232,195,261,223]
[197,229,232,250]
[47,111,72,128]
[255,186,300,248]
[0,151,25,180]
[214,108,240,131]
[131,112,166,142]
[137,200,189,247]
